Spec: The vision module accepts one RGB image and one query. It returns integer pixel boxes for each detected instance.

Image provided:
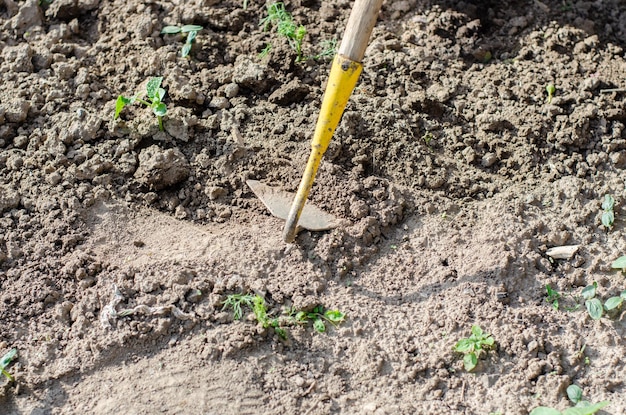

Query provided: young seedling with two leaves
[530,384,609,415]
[115,77,168,131]
[161,25,203,58]
[1,348,17,382]
[453,325,495,372]
[582,282,626,320]
[600,194,615,229]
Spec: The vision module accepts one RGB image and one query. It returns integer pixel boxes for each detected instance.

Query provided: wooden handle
[338,0,384,62]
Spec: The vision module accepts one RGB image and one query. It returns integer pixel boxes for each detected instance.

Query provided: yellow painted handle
[282,55,362,242]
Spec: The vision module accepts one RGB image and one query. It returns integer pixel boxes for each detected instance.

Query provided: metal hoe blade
[247,180,338,232]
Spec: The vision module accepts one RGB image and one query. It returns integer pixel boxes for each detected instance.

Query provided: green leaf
[0,349,17,369]
[324,310,345,323]
[581,283,597,300]
[156,88,166,102]
[601,211,614,228]
[295,311,307,322]
[530,408,562,415]
[274,327,287,339]
[181,24,203,33]
[313,318,326,333]
[604,296,623,311]
[161,25,182,34]
[611,256,626,270]
[463,353,478,371]
[585,298,603,320]
[621,290,626,300]
[567,384,583,404]
[454,339,474,353]
[471,325,484,337]
[153,103,167,117]
[562,401,610,415]
[181,43,192,58]
[601,194,615,211]
[114,95,132,119]
[483,336,495,347]
[146,77,163,99]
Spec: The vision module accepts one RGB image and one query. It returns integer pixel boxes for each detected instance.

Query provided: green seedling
[258,43,272,58]
[530,384,609,415]
[611,255,626,272]
[222,293,285,338]
[603,290,626,316]
[292,305,345,333]
[161,25,203,58]
[221,293,255,320]
[545,285,561,310]
[314,38,337,60]
[261,2,307,62]
[453,325,495,372]
[543,285,582,312]
[582,282,603,320]
[115,77,168,131]
[1,348,17,381]
[546,83,556,103]
[601,194,615,229]
[576,344,590,365]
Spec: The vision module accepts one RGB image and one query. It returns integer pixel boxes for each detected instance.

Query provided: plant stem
[158,116,164,131]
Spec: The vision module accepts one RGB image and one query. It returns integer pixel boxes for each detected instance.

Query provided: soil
[1,0,626,413]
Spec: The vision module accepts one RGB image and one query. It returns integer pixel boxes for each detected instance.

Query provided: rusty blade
[246,180,339,231]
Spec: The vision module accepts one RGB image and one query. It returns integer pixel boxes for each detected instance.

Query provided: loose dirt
[1,0,626,413]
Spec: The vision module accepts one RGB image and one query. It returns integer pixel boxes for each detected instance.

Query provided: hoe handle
[338,0,384,62]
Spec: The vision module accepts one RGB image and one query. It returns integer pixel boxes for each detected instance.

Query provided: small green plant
[530,384,609,415]
[221,293,285,337]
[611,255,626,272]
[292,305,346,333]
[582,282,603,320]
[546,83,556,103]
[576,344,590,365]
[422,132,435,147]
[580,282,626,320]
[115,77,168,131]
[314,38,337,60]
[603,289,626,315]
[221,293,255,320]
[222,294,346,338]
[601,194,615,229]
[161,25,203,58]
[545,285,561,310]
[258,43,272,58]
[453,325,495,372]
[261,2,307,62]
[1,348,17,381]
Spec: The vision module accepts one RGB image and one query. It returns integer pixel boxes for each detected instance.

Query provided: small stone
[209,96,230,109]
[0,185,20,213]
[481,152,498,167]
[134,145,190,190]
[223,83,239,98]
[5,98,30,123]
[205,186,227,200]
